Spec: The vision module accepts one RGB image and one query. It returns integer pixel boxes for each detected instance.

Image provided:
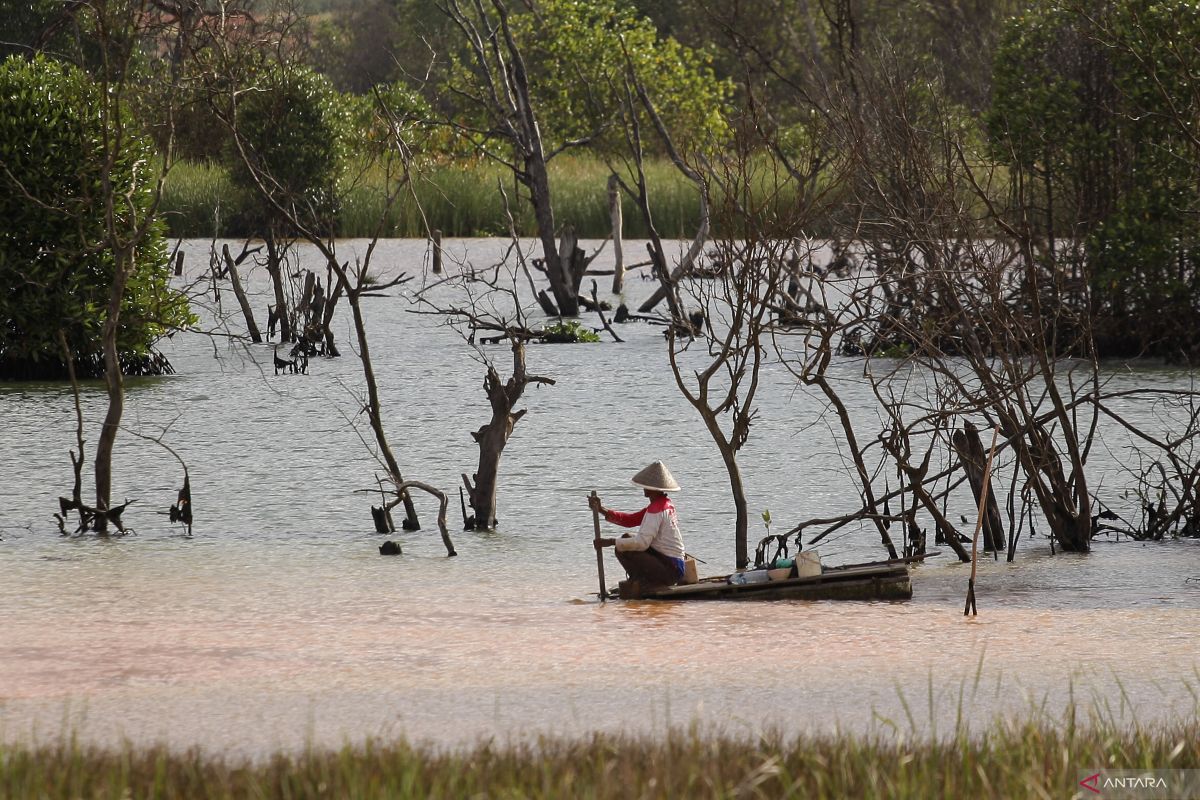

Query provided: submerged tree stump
[535,289,559,317]
[462,339,555,530]
[265,238,293,343]
[953,421,1005,553]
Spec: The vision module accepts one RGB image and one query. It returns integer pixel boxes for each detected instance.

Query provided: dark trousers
[615,544,680,587]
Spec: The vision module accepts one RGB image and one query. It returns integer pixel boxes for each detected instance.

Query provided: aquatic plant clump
[540,320,601,343]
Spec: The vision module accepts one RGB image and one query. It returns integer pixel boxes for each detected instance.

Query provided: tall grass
[159,160,236,240]
[159,156,704,240]
[3,712,1197,799]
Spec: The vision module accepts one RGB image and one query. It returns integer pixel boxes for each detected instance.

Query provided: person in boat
[590,461,686,588]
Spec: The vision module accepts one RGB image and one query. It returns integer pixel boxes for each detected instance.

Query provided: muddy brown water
[2,239,1197,756]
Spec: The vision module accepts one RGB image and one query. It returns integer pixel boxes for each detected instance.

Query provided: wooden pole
[964,426,1000,616]
[591,490,607,602]
[431,230,443,274]
[608,174,624,294]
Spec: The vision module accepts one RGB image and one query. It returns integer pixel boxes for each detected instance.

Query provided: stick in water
[591,490,607,602]
[965,426,1001,616]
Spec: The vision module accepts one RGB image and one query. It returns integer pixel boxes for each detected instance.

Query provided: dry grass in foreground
[3,714,1198,799]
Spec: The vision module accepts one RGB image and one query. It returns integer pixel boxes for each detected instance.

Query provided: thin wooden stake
[591,490,607,602]
[431,230,443,274]
[608,174,624,294]
[965,426,1000,616]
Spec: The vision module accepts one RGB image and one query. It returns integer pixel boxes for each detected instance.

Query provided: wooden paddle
[591,490,607,602]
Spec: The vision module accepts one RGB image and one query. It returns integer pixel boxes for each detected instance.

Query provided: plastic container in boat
[728,569,771,585]
[796,550,822,578]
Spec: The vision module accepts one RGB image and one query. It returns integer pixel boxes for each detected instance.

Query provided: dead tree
[700,8,1200,563]
[608,174,624,293]
[200,14,439,537]
[667,234,792,569]
[781,290,905,561]
[811,35,1101,555]
[462,336,554,529]
[952,421,1005,553]
[412,211,557,532]
[217,241,263,343]
[439,0,597,315]
[262,237,295,342]
[602,62,704,326]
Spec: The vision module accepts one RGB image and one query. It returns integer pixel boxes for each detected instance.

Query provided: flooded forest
[2,0,1199,783]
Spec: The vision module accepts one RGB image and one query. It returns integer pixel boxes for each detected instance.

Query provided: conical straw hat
[631,461,680,492]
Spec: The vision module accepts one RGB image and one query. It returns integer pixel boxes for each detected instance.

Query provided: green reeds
[4,711,1197,799]
[158,156,704,240]
[159,160,235,239]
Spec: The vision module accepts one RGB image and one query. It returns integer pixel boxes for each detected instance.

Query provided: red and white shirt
[605,495,686,562]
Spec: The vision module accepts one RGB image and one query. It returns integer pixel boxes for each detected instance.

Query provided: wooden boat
[616,558,917,602]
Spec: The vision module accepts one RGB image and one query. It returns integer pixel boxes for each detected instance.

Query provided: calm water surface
[2,239,1198,756]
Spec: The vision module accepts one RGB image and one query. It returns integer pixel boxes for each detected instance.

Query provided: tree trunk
[690,396,754,569]
[1040,480,1091,552]
[638,191,708,316]
[462,339,552,530]
[609,174,624,294]
[322,265,344,357]
[348,291,418,528]
[464,411,509,530]
[557,224,587,309]
[265,236,292,342]
[1009,419,1091,553]
[493,0,580,317]
[298,270,315,315]
[812,374,899,558]
[535,289,559,316]
[524,142,577,313]
[222,244,262,343]
[723,450,750,569]
[94,253,133,530]
[464,379,513,530]
[952,421,1005,552]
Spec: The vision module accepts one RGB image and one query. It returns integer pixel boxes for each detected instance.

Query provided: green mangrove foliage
[437,0,729,234]
[505,0,732,157]
[988,0,1200,359]
[226,64,353,237]
[0,55,192,380]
